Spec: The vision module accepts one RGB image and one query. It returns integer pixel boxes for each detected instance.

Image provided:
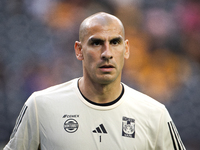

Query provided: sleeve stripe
[168,121,186,150]
[170,122,181,150]
[15,105,27,127]
[10,104,28,139]
[168,122,177,150]
[171,122,185,150]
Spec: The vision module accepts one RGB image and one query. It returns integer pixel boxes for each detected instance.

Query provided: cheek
[115,51,126,69]
[85,51,97,62]
[83,50,99,68]
[115,49,125,61]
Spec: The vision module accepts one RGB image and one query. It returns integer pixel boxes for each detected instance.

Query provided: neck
[78,77,122,104]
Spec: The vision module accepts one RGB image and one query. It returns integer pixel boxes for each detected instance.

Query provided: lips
[99,65,114,68]
[99,64,115,72]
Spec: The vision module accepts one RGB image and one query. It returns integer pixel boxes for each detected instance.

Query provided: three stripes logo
[168,121,186,150]
[92,124,107,142]
[92,124,107,134]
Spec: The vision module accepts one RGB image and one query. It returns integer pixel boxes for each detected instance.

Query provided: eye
[92,41,101,46]
[111,40,119,45]
[90,39,103,46]
[110,38,121,45]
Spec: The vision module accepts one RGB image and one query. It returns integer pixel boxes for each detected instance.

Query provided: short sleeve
[155,107,186,150]
[3,93,40,150]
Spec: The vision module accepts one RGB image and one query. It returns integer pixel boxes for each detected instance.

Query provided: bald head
[79,12,125,42]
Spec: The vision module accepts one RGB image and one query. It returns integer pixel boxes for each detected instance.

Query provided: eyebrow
[89,37,104,43]
[88,36,123,43]
[110,37,123,43]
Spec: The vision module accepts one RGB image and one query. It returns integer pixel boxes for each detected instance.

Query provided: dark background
[1,0,200,149]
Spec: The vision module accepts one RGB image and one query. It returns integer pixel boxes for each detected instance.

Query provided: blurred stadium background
[1,0,200,149]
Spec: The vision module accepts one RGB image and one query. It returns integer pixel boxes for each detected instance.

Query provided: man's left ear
[124,39,130,59]
[74,41,84,60]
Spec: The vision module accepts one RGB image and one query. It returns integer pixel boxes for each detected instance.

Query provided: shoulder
[122,83,172,123]
[35,78,78,96]
[123,83,166,111]
[26,78,79,104]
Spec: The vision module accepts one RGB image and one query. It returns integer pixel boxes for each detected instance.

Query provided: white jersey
[4,78,185,150]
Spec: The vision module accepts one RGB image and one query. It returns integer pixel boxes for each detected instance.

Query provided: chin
[96,75,118,84]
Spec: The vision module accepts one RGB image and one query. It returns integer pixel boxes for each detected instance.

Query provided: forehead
[83,23,124,44]
[80,14,125,42]
[87,23,123,38]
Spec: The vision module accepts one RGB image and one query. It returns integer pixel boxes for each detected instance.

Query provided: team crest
[122,116,135,138]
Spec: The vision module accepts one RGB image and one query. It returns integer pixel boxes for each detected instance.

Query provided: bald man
[4,12,185,150]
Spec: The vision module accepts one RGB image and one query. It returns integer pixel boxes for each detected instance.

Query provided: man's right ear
[74,41,84,60]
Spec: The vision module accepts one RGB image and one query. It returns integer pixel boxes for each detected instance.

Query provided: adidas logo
[92,124,107,134]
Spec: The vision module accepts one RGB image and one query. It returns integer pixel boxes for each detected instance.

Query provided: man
[4,12,186,150]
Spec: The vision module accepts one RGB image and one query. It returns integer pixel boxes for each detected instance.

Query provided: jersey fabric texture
[4,78,186,150]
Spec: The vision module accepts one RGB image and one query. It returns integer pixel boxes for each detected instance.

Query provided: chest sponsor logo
[63,114,79,118]
[64,119,79,133]
[122,116,135,138]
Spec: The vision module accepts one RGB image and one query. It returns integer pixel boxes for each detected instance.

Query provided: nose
[101,42,113,60]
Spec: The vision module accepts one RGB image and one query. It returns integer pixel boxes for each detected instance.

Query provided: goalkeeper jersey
[4,78,185,150]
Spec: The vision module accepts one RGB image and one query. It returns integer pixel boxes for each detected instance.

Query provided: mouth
[99,64,115,72]
[99,65,114,68]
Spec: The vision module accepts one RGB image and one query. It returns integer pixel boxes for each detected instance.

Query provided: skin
[74,12,130,104]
